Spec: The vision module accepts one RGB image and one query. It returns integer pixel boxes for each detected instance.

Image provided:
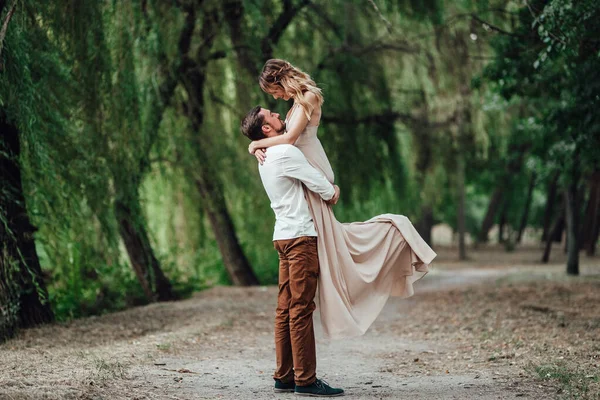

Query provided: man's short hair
[241,106,267,141]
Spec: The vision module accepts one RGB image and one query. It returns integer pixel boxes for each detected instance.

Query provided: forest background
[1,0,599,343]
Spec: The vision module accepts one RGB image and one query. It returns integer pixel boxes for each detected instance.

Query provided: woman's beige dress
[287,104,437,340]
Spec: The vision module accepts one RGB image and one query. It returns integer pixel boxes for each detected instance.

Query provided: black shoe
[274,378,296,393]
[295,378,344,397]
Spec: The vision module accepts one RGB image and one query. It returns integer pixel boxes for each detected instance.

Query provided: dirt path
[133,268,547,400]
[1,249,599,399]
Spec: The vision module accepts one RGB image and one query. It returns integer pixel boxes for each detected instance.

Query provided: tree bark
[114,183,176,302]
[223,0,259,77]
[183,105,259,286]
[541,201,565,263]
[497,199,508,244]
[581,171,600,255]
[192,164,259,286]
[588,204,600,256]
[457,153,467,260]
[564,153,581,275]
[565,185,580,275]
[224,0,312,75]
[478,144,528,243]
[0,0,16,61]
[106,1,197,303]
[551,214,565,243]
[410,97,436,248]
[479,187,503,243]
[178,8,258,286]
[260,0,312,61]
[516,172,536,243]
[415,206,434,247]
[0,118,54,342]
[541,171,559,242]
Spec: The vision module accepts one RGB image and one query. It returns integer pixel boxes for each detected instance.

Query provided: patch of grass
[156,342,171,351]
[91,357,127,382]
[219,318,234,329]
[532,363,598,399]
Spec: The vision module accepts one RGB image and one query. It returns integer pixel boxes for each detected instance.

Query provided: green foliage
[480,0,600,255]
[534,363,599,399]
[4,0,595,323]
[484,0,600,177]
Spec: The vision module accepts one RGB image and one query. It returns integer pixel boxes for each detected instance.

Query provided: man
[241,106,345,397]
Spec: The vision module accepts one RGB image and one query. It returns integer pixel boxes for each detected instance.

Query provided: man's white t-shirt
[258,144,335,241]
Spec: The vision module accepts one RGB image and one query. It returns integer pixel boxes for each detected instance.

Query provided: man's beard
[276,120,286,134]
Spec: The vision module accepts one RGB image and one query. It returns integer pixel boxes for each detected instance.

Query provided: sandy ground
[1,246,599,400]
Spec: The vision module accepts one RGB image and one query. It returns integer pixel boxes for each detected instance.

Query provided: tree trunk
[415,206,434,247]
[564,157,581,275]
[581,171,600,255]
[588,205,600,256]
[100,1,197,304]
[223,0,259,77]
[541,172,559,242]
[183,104,259,286]
[192,164,259,286]
[178,9,258,286]
[542,202,565,263]
[517,172,536,243]
[456,153,467,260]
[478,144,528,243]
[497,199,508,244]
[565,185,579,275]
[0,118,54,342]
[479,187,503,243]
[551,214,565,243]
[412,114,435,247]
[114,186,176,302]
[105,0,200,303]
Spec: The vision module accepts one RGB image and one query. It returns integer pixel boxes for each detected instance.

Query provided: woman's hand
[254,149,266,165]
[248,141,258,154]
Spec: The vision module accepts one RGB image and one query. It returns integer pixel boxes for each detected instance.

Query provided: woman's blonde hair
[259,59,323,121]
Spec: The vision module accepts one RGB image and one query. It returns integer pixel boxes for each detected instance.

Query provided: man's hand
[327,185,340,205]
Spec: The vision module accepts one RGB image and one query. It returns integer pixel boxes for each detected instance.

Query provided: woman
[249,59,436,340]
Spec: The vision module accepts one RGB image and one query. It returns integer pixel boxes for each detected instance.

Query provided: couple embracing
[240,59,436,397]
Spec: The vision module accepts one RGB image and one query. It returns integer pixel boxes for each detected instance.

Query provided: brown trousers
[272,236,319,386]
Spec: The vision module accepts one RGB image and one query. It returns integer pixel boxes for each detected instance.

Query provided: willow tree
[0,0,70,341]
[143,0,260,286]
[484,0,600,274]
[44,2,179,301]
[0,119,54,342]
[223,0,441,218]
[318,1,508,255]
[220,0,502,253]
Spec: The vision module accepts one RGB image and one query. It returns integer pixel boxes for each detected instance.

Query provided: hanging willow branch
[469,13,523,38]
[322,110,458,130]
[0,1,16,62]
[261,0,312,60]
[367,0,393,34]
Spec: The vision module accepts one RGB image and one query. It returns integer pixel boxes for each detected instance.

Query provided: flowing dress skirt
[304,190,436,339]
[292,124,437,339]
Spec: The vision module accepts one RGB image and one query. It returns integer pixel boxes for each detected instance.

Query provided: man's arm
[281,146,335,201]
